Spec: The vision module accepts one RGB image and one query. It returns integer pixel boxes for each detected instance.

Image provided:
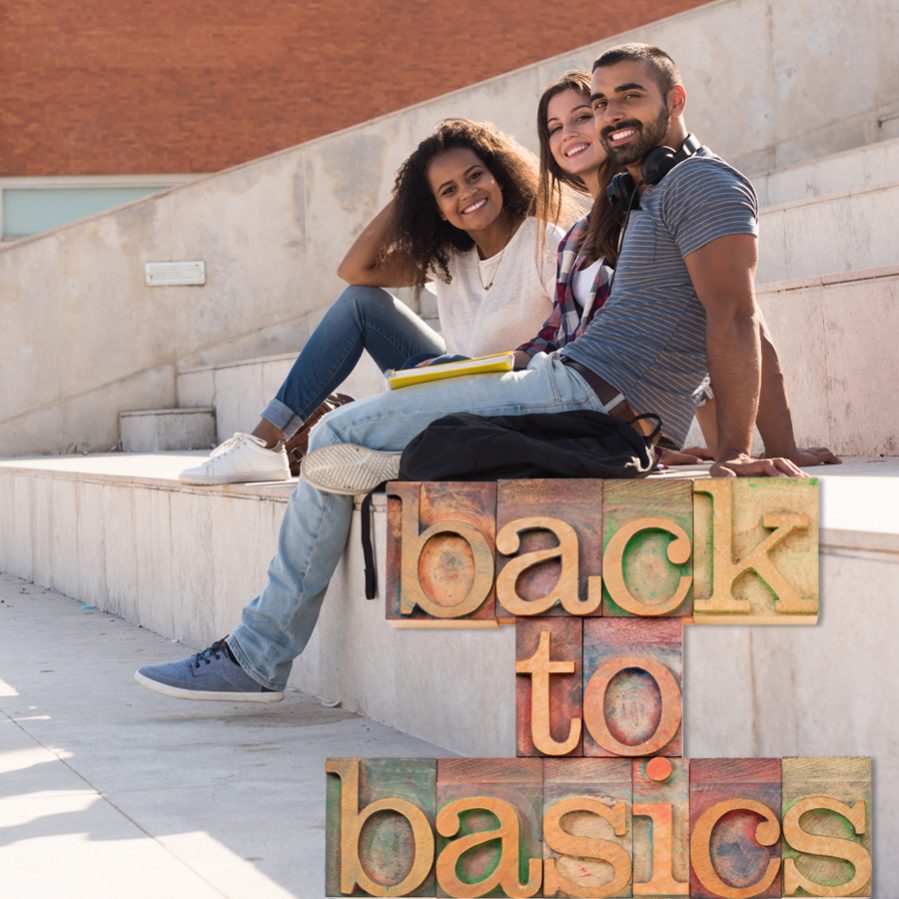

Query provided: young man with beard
[135,44,836,703]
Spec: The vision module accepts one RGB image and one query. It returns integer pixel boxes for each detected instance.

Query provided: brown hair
[534,71,594,226]
[383,118,540,290]
[535,71,624,265]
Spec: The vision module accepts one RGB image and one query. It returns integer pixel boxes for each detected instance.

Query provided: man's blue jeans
[228,352,611,690]
[260,285,445,439]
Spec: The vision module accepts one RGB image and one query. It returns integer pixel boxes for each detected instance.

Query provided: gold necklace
[476,219,518,291]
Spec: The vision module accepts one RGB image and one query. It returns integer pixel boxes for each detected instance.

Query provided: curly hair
[382,118,540,290]
[535,71,624,266]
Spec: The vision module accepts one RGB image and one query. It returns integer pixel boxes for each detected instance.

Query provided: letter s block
[386,482,496,621]
[543,757,633,898]
[782,756,872,897]
[326,757,436,897]
[693,478,819,624]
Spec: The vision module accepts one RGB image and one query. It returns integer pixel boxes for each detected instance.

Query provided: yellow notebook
[385,352,515,390]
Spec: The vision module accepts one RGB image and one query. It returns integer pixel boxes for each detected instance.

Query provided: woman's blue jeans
[260,285,445,439]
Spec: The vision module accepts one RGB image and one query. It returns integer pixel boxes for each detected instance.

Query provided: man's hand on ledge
[787,445,842,467]
[710,454,809,478]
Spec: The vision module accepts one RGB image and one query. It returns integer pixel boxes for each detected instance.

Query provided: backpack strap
[360,484,388,599]
[627,412,662,442]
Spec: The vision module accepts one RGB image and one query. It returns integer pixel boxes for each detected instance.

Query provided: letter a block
[326,757,437,897]
[689,758,782,899]
[387,481,496,622]
[693,478,819,624]
[496,479,603,618]
[632,757,689,896]
[436,758,543,898]
[516,617,584,757]
[602,480,693,618]
[583,618,683,758]
[782,756,872,897]
[543,758,633,898]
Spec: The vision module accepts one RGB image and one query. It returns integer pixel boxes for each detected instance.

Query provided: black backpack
[361,409,661,597]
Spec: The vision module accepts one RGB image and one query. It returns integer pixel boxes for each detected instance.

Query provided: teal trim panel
[3,187,168,238]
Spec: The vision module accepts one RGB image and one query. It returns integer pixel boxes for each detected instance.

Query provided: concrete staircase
[2,1,898,886]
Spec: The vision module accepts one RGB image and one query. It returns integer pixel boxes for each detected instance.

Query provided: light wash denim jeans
[229,352,611,690]
[261,285,445,439]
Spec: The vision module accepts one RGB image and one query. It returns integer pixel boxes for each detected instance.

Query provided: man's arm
[685,233,806,477]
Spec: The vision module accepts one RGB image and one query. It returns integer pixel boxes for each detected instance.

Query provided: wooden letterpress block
[693,478,819,623]
[632,757,689,897]
[602,480,693,618]
[689,758,782,899]
[782,756,872,897]
[542,757,633,898]
[326,757,436,897]
[386,481,496,622]
[582,619,683,758]
[516,617,583,757]
[496,479,603,617]
[436,758,543,898]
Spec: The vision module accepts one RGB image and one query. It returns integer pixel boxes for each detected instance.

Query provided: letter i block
[496,479,604,618]
[692,478,819,624]
[542,758,633,898]
[386,481,497,622]
[602,480,693,618]
[632,757,689,897]
[516,617,584,757]
[782,756,872,897]
[689,758,782,899]
[436,758,543,898]
[325,757,437,897]
[583,618,683,758]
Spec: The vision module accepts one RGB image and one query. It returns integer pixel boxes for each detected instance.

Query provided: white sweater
[432,218,561,357]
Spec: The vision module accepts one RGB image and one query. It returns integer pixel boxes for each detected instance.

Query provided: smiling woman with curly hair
[179,117,572,487]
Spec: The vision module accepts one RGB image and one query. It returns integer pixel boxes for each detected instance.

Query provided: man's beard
[601,102,670,167]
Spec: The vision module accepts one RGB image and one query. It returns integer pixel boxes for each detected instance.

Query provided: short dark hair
[592,43,681,94]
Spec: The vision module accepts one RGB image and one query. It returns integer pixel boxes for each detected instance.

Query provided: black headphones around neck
[606,133,702,211]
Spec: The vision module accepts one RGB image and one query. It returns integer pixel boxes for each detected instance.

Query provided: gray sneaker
[300,443,402,494]
[134,640,285,703]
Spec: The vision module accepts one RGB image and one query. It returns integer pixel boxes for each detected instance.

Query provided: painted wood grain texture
[325,757,437,897]
[386,481,497,621]
[693,478,819,624]
[632,756,690,896]
[542,757,633,898]
[781,756,872,897]
[582,618,683,758]
[515,617,584,758]
[496,479,603,618]
[436,758,543,898]
[689,758,782,899]
[602,480,693,618]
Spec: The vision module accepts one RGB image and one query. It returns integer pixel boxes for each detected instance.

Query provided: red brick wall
[0,0,711,177]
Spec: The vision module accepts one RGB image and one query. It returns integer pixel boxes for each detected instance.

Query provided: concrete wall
[2,0,898,455]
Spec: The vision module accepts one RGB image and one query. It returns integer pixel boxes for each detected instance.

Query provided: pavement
[0,573,445,899]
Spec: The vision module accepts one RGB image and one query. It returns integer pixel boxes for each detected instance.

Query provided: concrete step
[757,178,899,283]
[178,350,389,445]
[754,135,899,207]
[119,406,216,451]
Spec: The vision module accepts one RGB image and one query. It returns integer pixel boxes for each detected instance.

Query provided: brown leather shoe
[284,393,354,476]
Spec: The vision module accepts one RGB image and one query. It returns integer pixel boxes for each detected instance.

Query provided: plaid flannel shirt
[516,217,614,357]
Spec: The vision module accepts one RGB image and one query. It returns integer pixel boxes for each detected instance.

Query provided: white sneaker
[179,433,291,485]
[300,443,402,494]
